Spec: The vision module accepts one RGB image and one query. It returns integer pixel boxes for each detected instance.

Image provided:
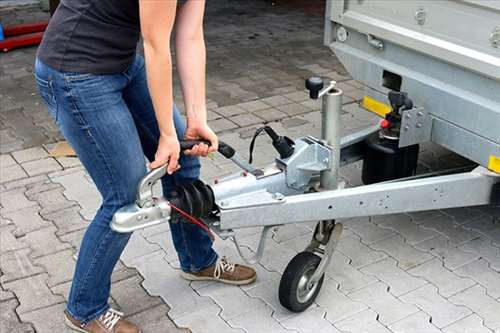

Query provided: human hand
[150,132,180,174]
[184,123,218,157]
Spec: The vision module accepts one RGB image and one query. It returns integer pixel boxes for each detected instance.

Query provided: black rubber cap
[305,77,324,99]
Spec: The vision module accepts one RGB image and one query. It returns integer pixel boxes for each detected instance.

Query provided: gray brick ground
[2,2,500,333]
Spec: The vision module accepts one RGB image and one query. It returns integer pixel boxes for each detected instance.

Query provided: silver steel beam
[219,167,499,229]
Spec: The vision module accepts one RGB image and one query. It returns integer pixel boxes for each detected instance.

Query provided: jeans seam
[72,229,114,321]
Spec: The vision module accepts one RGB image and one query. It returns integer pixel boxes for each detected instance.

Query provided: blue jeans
[34,56,217,323]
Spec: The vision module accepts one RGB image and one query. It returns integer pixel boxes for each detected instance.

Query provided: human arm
[175,0,218,156]
[139,0,179,173]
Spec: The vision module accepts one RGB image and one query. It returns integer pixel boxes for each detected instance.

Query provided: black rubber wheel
[279,251,325,312]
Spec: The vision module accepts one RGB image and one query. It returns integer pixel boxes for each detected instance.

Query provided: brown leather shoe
[65,309,141,333]
[181,256,257,285]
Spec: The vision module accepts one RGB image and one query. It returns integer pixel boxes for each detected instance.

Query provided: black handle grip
[179,140,211,151]
[179,140,235,159]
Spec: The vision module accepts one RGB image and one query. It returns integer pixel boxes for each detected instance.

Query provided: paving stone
[337,233,387,268]
[389,311,442,333]
[146,231,179,263]
[276,102,311,116]
[197,283,264,321]
[0,164,28,183]
[127,304,186,333]
[316,279,368,323]
[261,95,294,107]
[441,208,484,225]
[408,210,444,222]
[360,257,427,297]
[348,282,419,325]
[372,214,439,245]
[400,284,472,328]
[42,205,88,236]
[139,222,170,238]
[415,236,480,270]
[120,232,162,263]
[27,188,76,215]
[449,285,500,331]
[3,273,65,314]
[419,215,481,246]
[334,308,392,333]
[20,226,72,258]
[19,302,67,333]
[33,249,75,287]
[454,259,500,299]
[11,147,48,163]
[55,156,81,168]
[21,158,62,176]
[0,225,29,253]
[0,139,25,154]
[281,305,342,333]
[3,205,51,235]
[2,174,48,190]
[462,216,500,247]
[281,117,309,128]
[272,223,311,243]
[111,275,163,316]
[459,237,500,271]
[229,113,263,127]
[0,285,16,301]
[214,105,247,117]
[0,248,45,283]
[0,153,17,167]
[0,298,35,333]
[253,108,288,122]
[228,304,293,333]
[208,118,239,133]
[51,170,100,220]
[111,260,139,283]
[245,278,295,321]
[126,251,214,319]
[408,258,475,297]
[59,229,85,252]
[0,188,38,214]
[370,234,434,270]
[442,314,493,333]
[237,100,270,112]
[343,217,395,245]
[283,90,309,102]
[325,251,378,293]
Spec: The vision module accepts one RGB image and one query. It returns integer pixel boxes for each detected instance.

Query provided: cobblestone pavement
[1,1,500,333]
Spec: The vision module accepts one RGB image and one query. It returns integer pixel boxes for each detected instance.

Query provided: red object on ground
[0,22,48,52]
[380,119,391,129]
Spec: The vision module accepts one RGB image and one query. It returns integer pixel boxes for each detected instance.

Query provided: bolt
[404,126,410,131]
[417,111,424,116]
[405,113,411,119]
[137,215,143,220]
[323,157,329,164]
[415,7,426,25]
[144,202,152,208]
[416,123,422,128]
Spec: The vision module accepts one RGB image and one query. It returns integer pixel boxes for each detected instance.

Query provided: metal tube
[320,88,343,190]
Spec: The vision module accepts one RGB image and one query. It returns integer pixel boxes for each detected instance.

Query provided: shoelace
[98,309,123,330]
[213,256,235,279]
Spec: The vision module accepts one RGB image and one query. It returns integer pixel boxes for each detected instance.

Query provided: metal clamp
[399,107,432,147]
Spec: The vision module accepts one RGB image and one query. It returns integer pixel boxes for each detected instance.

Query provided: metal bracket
[399,107,432,147]
[278,136,332,190]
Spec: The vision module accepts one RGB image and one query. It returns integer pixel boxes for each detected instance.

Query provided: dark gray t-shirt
[37,0,140,74]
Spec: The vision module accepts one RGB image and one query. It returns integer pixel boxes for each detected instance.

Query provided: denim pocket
[35,74,59,123]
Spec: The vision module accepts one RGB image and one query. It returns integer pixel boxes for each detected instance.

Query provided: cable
[168,202,214,241]
[248,126,268,164]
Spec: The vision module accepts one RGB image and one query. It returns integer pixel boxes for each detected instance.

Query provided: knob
[305,76,324,99]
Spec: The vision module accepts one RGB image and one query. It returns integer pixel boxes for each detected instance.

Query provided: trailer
[111,0,500,312]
